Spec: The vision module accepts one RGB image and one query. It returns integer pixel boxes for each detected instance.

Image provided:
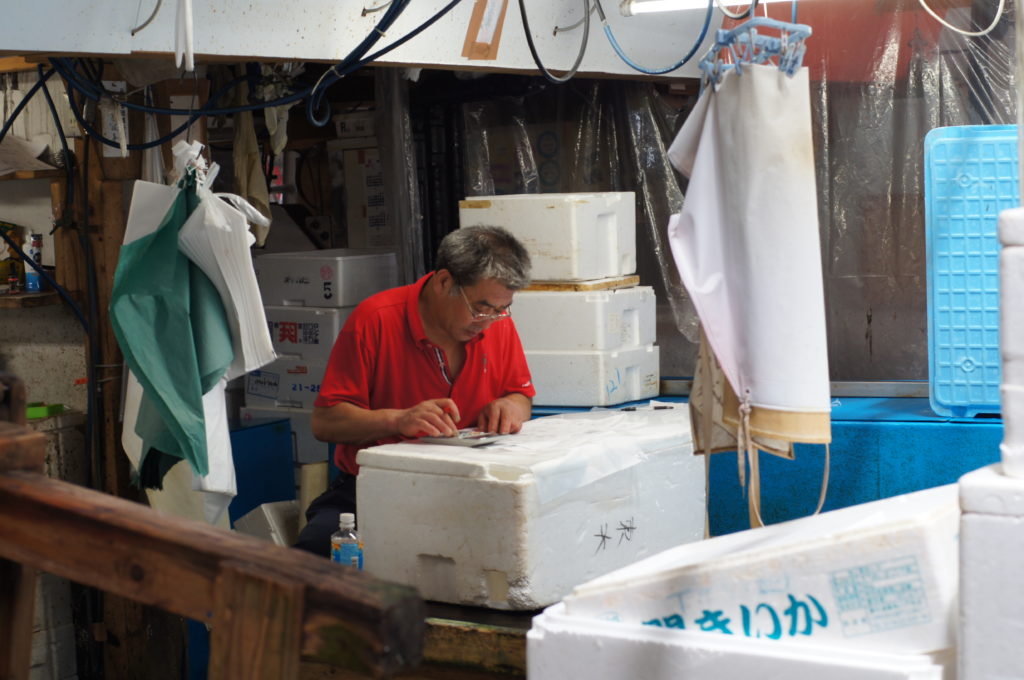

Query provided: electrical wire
[36,65,75,228]
[595,0,715,75]
[554,1,597,35]
[917,0,1005,38]
[519,0,590,84]
[49,0,466,133]
[715,0,757,20]
[131,0,163,35]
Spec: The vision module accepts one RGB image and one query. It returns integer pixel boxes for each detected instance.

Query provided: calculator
[419,428,505,447]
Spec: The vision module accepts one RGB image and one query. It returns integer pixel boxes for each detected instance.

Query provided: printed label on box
[269,321,323,347]
[248,371,279,399]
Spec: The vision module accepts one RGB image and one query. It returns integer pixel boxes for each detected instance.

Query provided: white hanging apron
[667,64,831,525]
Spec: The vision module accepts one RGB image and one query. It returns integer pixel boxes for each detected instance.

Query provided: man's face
[447,277,515,342]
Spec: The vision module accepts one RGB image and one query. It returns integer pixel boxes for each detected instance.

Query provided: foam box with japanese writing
[254,248,397,307]
[529,603,948,680]
[264,304,352,364]
[244,357,326,410]
[459,193,636,281]
[239,405,330,465]
[526,345,659,407]
[562,484,959,654]
[356,406,704,610]
[958,464,1024,680]
[513,286,656,352]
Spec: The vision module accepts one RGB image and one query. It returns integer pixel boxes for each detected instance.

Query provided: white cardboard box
[245,358,326,410]
[563,485,960,655]
[513,286,656,351]
[958,464,1024,680]
[459,192,636,281]
[254,248,397,307]
[529,603,947,680]
[264,304,351,363]
[240,404,330,465]
[526,345,659,407]
[356,407,704,610]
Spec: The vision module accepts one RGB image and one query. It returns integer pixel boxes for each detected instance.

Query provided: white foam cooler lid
[356,406,691,503]
[569,483,959,598]
[256,247,394,261]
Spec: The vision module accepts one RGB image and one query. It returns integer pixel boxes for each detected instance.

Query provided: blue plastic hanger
[698,16,812,90]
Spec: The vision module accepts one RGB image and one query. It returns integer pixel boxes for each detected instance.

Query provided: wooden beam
[0,472,425,677]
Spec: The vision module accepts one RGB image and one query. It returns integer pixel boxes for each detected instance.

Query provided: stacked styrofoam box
[357,406,703,610]
[558,485,959,656]
[249,249,397,479]
[957,208,1024,679]
[459,193,658,406]
[958,465,1024,680]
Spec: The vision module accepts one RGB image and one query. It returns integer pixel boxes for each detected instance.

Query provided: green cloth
[110,175,234,483]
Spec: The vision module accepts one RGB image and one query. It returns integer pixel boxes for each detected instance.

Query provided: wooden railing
[0,374,425,680]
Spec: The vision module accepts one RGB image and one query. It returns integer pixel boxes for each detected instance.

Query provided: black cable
[519,0,590,84]
[0,68,56,146]
[36,65,75,229]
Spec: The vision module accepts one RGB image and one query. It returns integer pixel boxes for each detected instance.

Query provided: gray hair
[436,225,532,290]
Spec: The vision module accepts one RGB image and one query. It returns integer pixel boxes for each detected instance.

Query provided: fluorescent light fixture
[620,0,790,16]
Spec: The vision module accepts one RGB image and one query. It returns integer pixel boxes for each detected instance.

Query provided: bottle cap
[339,512,355,528]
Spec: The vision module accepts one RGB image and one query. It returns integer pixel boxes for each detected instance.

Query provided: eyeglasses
[458,286,512,321]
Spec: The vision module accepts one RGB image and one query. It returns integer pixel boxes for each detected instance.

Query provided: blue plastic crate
[924,125,1017,417]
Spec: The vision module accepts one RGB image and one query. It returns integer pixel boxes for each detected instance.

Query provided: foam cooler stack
[459,192,659,407]
[244,249,398,490]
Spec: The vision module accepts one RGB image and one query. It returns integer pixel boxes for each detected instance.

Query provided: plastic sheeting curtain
[457,0,1016,381]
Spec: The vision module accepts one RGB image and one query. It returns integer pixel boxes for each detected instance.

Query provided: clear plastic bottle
[330,512,363,569]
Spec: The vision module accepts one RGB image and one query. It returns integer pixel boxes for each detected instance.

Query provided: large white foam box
[264,304,352,363]
[254,248,397,307]
[528,604,947,680]
[459,193,636,281]
[514,286,656,351]
[245,357,326,409]
[958,464,1024,680]
[527,345,659,406]
[563,485,960,654]
[356,407,704,610]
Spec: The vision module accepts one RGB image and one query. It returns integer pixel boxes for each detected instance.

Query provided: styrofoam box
[529,603,947,680]
[240,405,330,465]
[245,358,326,410]
[459,193,636,281]
[513,286,656,352]
[264,304,352,363]
[562,485,960,654]
[958,464,1024,680]
[356,407,705,610]
[527,345,659,407]
[254,248,398,308]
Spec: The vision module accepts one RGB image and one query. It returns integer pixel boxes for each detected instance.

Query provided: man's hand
[397,398,461,438]
[477,393,532,435]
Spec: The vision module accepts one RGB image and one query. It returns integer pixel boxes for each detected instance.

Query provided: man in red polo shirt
[294,225,535,556]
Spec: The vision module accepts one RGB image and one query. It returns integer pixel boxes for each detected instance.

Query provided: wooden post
[0,376,43,680]
[0,559,36,680]
[209,562,305,680]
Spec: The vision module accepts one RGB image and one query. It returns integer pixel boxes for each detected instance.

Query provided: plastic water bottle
[330,512,363,569]
[24,233,43,292]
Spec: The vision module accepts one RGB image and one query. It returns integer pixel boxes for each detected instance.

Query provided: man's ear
[434,269,455,293]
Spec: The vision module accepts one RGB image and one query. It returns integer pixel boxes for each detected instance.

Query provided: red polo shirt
[314,272,535,474]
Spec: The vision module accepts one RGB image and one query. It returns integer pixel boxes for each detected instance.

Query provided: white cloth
[667,64,829,414]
